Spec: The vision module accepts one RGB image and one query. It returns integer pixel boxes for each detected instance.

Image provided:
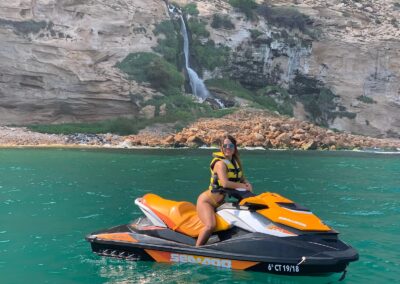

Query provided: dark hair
[219,135,243,174]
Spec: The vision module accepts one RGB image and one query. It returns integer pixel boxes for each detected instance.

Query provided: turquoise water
[0,149,399,283]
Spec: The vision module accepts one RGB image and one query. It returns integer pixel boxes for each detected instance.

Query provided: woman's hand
[244,182,253,192]
[239,182,252,192]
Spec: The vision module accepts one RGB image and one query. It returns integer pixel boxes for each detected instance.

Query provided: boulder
[187,135,204,147]
[254,133,264,142]
[139,105,156,119]
[174,134,187,143]
[164,135,175,144]
[301,140,318,150]
[276,132,292,145]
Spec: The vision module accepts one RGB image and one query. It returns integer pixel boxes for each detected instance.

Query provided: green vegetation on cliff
[289,73,356,126]
[228,0,258,20]
[182,3,200,16]
[153,20,181,66]
[116,52,184,96]
[211,14,235,30]
[28,118,143,135]
[192,41,230,72]
[256,86,294,116]
[27,107,234,135]
[187,18,230,73]
[205,78,254,100]
[188,18,210,39]
[42,48,227,135]
[228,0,313,35]
[357,95,377,104]
[256,5,312,33]
[205,78,293,116]
[0,19,48,34]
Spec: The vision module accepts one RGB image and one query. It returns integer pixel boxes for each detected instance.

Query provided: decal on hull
[145,250,259,270]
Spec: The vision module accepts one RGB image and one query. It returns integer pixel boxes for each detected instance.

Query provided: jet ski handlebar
[219,188,256,201]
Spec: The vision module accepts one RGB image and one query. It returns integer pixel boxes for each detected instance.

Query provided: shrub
[205,78,294,115]
[188,18,210,38]
[182,3,199,16]
[27,118,142,135]
[144,57,184,95]
[116,52,156,82]
[186,18,230,71]
[228,0,258,20]
[249,29,263,39]
[191,40,230,71]
[257,3,311,32]
[153,20,181,65]
[0,19,48,34]
[256,85,294,115]
[211,14,235,29]
[357,95,376,104]
[289,73,346,126]
[205,78,254,100]
[335,111,357,119]
[116,52,184,96]
[390,18,398,28]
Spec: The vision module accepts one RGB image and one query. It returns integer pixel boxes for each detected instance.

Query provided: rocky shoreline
[0,127,124,148]
[124,110,400,150]
[2,109,398,151]
[0,109,400,151]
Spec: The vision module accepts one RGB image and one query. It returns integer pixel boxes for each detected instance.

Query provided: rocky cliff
[189,0,400,138]
[0,0,399,139]
[0,0,166,124]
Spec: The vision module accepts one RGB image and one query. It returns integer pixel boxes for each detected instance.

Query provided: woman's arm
[214,161,251,191]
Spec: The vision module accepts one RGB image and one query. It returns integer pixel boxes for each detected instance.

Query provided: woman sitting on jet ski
[196,135,253,246]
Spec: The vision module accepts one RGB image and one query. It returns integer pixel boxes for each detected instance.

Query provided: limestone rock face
[1,0,399,139]
[309,41,400,137]
[199,0,400,138]
[0,0,167,124]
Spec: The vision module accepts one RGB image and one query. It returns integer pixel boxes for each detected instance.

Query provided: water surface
[1,149,399,283]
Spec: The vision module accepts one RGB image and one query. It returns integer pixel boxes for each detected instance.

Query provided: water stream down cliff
[179,15,211,102]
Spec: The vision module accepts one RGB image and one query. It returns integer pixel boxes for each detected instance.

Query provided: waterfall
[179,15,210,102]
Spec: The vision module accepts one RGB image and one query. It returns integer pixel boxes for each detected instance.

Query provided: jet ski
[86,190,358,276]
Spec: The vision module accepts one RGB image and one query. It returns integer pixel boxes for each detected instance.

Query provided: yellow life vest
[209,151,243,192]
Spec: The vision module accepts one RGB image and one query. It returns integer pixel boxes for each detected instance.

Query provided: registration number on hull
[268,263,300,273]
[170,253,232,268]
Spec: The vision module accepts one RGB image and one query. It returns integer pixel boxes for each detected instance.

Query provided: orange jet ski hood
[240,192,331,231]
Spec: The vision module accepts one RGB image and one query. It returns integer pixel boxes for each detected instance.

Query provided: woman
[196,135,252,246]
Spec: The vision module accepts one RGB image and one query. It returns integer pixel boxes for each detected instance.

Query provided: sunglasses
[223,143,235,149]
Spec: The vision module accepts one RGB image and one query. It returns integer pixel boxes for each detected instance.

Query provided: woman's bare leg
[196,195,216,246]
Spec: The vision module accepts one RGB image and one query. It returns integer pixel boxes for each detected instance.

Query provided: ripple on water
[339,196,360,201]
[41,202,56,205]
[335,210,384,216]
[78,214,101,219]
[324,220,349,228]
[98,194,111,198]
